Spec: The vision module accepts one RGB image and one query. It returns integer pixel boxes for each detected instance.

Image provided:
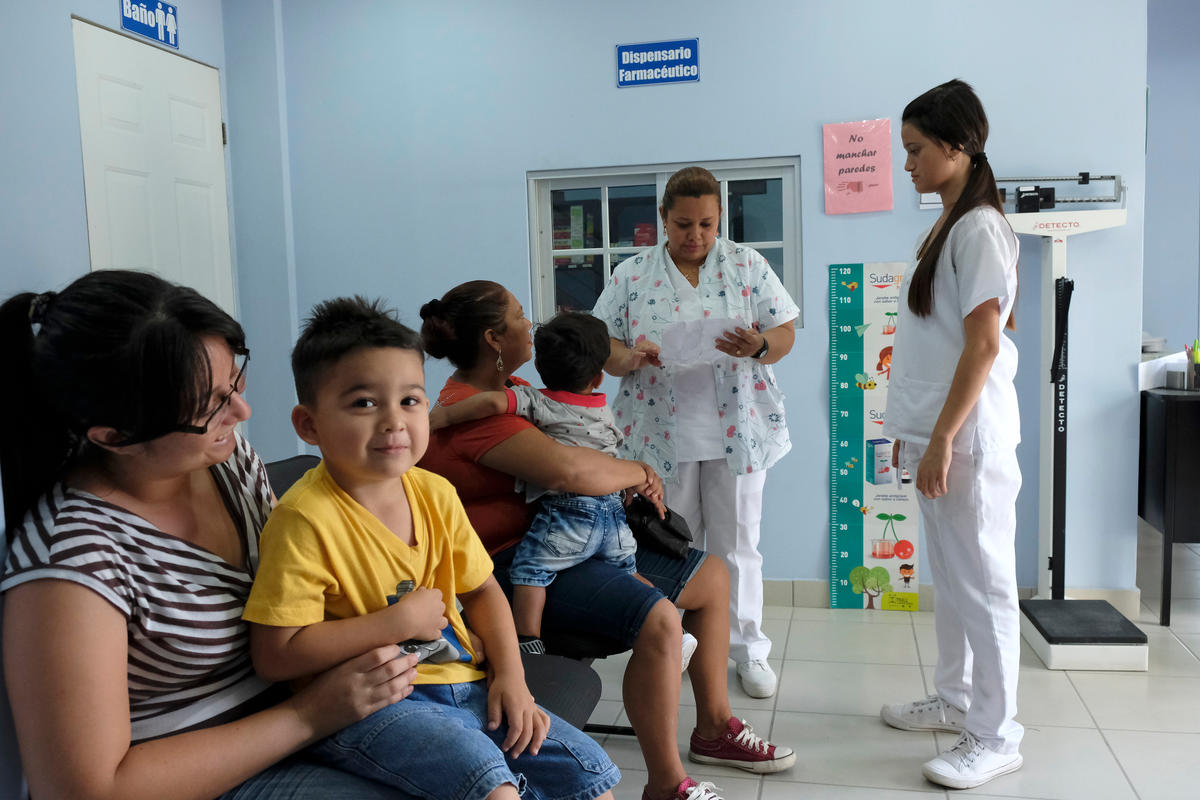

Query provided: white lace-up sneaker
[641,778,724,800]
[681,632,699,672]
[923,730,1023,789]
[880,694,965,732]
[736,659,777,698]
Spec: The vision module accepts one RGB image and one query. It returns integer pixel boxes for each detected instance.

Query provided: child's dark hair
[661,165,721,213]
[532,312,610,393]
[0,270,245,531]
[419,280,510,370]
[292,296,423,404]
[903,79,1014,329]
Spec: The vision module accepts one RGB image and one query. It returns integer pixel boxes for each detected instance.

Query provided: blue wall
[1144,0,1200,351]
[222,0,302,457]
[224,0,1148,595]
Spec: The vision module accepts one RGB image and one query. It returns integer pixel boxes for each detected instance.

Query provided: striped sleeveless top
[1,433,276,743]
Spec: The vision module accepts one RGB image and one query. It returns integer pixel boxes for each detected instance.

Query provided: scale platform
[1020,599,1147,671]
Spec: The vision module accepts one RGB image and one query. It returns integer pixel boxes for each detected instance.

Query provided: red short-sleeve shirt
[419,377,537,554]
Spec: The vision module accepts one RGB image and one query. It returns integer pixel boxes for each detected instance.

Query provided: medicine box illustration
[865,438,892,485]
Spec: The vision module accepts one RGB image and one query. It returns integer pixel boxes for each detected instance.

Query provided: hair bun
[419,298,442,319]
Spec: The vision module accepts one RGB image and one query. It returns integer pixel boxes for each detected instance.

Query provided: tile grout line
[1063,670,1143,800]
[911,610,935,697]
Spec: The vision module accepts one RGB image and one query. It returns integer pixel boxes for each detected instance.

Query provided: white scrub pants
[902,442,1023,754]
[667,460,769,664]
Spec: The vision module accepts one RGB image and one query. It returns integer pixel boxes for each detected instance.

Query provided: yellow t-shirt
[244,463,491,685]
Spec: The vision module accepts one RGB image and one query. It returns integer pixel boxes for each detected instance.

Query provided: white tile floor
[586,530,1200,799]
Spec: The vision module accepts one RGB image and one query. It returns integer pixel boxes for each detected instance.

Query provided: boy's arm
[429,390,509,431]
[249,587,447,682]
[458,576,549,757]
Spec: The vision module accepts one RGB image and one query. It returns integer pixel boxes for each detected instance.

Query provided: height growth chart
[829,263,920,611]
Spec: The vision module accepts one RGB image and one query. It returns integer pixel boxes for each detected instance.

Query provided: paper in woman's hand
[659,317,746,364]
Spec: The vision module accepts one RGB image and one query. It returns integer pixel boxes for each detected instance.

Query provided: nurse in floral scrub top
[593,166,799,700]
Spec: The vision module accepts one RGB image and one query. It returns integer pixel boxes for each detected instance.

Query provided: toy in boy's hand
[388,580,460,664]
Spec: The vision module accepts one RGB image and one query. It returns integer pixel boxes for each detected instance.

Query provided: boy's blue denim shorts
[509,492,637,587]
[307,680,619,800]
[495,542,708,651]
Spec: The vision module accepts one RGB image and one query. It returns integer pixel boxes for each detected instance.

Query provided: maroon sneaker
[688,717,796,774]
[641,778,724,800]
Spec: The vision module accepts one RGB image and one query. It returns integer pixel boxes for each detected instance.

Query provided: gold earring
[496,352,505,372]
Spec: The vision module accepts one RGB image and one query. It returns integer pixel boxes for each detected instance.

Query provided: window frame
[526,156,802,324]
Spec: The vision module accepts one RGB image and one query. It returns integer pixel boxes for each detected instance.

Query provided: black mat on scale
[1020,599,1147,645]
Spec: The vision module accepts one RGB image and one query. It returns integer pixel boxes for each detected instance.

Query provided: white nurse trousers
[902,441,1024,754]
[667,460,770,664]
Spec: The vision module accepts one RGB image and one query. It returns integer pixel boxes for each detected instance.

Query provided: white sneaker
[923,731,1022,789]
[880,694,965,732]
[736,659,777,698]
[681,632,699,672]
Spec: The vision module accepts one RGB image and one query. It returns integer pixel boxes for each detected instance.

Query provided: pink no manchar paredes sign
[823,118,893,215]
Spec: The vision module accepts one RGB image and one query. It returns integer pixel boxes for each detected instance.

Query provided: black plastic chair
[261,456,606,732]
[263,454,320,499]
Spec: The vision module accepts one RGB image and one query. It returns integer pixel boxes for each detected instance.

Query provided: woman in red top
[418,281,795,800]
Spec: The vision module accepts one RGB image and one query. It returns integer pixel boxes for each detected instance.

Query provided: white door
[72,19,235,316]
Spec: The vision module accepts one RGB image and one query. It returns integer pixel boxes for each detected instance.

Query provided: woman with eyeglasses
[0,270,419,800]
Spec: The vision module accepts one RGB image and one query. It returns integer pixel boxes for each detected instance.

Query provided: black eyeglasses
[173,348,250,436]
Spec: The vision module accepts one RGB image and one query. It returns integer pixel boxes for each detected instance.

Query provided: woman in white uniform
[593,166,798,699]
[878,79,1023,790]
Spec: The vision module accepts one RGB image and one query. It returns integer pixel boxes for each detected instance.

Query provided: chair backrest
[519,653,601,731]
[264,454,321,497]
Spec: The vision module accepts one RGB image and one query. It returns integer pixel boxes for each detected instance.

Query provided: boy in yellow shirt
[243,297,618,800]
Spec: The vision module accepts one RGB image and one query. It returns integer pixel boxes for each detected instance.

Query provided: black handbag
[624,495,693,559]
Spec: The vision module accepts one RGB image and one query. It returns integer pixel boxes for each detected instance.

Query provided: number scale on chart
[829,264,865,608]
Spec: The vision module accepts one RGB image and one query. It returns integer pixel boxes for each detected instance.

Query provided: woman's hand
[716,326,765,359]
[606,336,661,376]
[288,646,418,741]
[635,462,667,517]
[487,672,550,758]
[915,438,952,499]
[627,340,663,371]
[892,439,901,469]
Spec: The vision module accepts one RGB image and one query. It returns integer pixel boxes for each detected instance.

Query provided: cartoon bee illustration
[851,499,874,516]
[841,281,859,291]
[855,373,877,390]
[843,457,859,470]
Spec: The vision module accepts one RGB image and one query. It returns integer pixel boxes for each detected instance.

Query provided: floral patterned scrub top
[593,238,799,481]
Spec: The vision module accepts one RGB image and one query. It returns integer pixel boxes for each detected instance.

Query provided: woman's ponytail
[903,79,1014,330]
[0,292,76,531]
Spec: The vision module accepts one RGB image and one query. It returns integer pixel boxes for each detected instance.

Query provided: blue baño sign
[616,38,699,88]
[121,1,179,49]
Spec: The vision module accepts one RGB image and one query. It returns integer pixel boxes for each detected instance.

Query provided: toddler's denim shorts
[509,492,637,587]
